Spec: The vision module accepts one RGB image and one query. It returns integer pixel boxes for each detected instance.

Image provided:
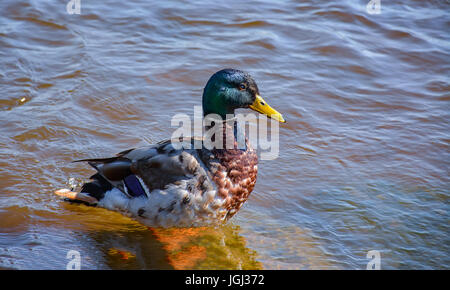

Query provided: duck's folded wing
[69,137,211,202]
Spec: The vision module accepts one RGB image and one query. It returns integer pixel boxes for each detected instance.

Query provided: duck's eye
[239,84,247,90]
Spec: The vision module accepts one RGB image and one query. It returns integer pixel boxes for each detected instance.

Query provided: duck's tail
[54,188,98,205]
[54,173,112,206]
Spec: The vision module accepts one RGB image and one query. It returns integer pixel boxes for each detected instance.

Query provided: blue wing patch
[123,175,146,197]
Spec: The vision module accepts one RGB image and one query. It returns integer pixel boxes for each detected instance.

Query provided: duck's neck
[203,115,246,151]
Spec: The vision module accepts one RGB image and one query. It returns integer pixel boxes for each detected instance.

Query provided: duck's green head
[202,69,285,123]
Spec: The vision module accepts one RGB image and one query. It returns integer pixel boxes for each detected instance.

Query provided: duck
[55,69,285,227]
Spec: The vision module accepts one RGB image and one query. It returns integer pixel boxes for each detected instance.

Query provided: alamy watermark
[66,250,81,270]
[366,0,381,15]
[366,250,381,270]
[170,107,280,160]
[66,0,81,15]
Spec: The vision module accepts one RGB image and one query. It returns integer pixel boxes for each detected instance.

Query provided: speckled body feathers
[76,126,258,227]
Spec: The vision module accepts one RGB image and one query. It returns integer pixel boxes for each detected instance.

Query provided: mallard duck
[55,69,285,227]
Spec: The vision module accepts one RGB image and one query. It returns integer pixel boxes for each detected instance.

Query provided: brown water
[0,0,449,269]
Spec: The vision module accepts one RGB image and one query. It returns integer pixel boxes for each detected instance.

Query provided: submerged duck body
[55,69,284,227]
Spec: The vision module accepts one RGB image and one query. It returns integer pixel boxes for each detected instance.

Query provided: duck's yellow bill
[249,94,286,123]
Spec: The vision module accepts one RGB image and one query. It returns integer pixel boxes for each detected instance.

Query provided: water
[0,0,449,269]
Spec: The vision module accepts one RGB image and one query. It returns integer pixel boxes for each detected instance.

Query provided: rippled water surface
[0,0,449,269]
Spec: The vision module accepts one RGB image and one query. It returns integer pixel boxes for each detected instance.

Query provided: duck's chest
[209,146,258,219]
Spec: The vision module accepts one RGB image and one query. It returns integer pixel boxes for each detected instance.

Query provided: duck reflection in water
[85,223,262,269]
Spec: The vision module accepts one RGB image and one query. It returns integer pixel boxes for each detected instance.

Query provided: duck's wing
[58,137,212,205]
